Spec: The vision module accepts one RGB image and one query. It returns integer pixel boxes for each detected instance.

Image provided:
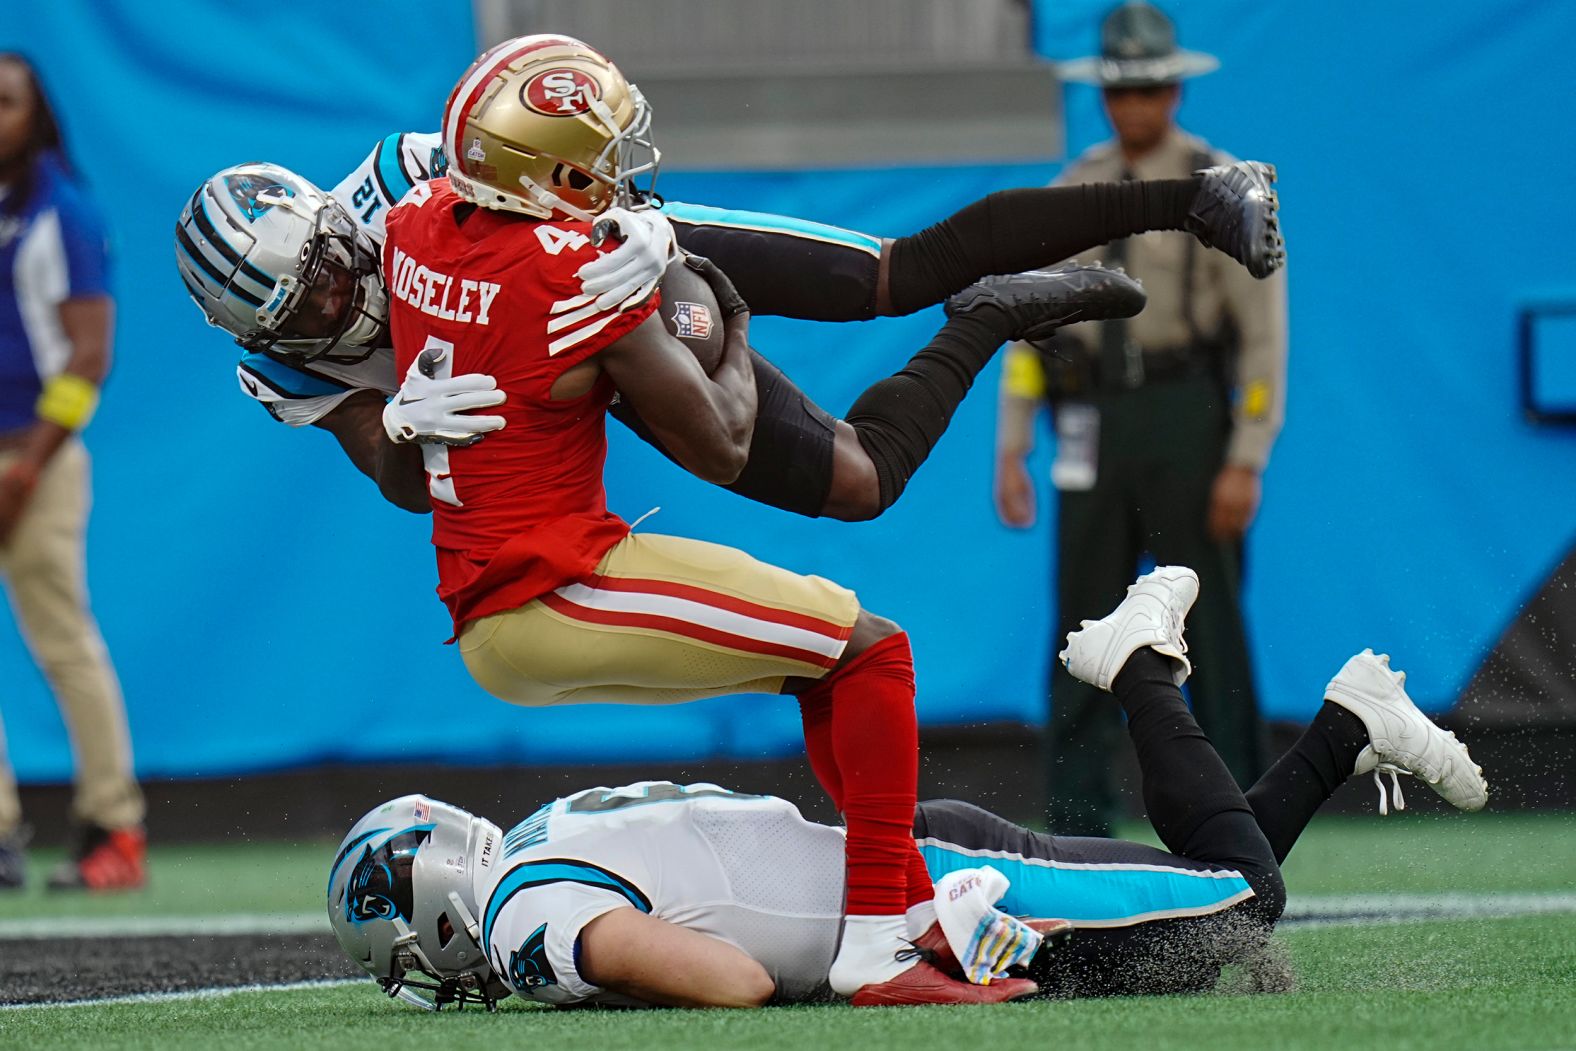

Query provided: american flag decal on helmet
[671,302,712,340]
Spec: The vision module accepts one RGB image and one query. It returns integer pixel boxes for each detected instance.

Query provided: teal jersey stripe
[661,201,882,257]
[482,860,650,950]
[239,352,352,399]
[377,133,414,203]
[920,841,1255,927]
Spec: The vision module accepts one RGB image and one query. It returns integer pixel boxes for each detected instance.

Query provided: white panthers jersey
[234,132,443,426]
[477,781,847,1007]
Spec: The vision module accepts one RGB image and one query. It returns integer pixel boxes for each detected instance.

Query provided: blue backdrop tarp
[3,1,1575,780]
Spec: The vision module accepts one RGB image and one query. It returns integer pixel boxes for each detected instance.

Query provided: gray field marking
[0,978,363,1011]
[0,911,327,939]
[1280,891,1576,928]
[3,892,1574,1010]
[3,892,1575,942]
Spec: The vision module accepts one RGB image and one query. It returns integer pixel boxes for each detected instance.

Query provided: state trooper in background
[994,2,1288,836]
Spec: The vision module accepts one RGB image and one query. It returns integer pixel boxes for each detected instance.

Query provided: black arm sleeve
[670,220,882,322]
[611,348,838,517]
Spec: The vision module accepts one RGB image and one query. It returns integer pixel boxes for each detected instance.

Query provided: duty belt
[1094,345,1218,391]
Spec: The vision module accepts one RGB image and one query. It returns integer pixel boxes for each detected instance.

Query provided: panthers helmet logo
[345,826,433,924]
[507,923,557,990]
[223,173,294,222]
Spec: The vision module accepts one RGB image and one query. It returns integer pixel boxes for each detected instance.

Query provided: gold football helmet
[442,35,659,221]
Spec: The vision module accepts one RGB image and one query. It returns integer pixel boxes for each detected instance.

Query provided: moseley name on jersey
[388,244,501,325]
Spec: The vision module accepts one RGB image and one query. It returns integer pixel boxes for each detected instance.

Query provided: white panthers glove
[933,867,1044,985]
[577,206,678,312]
[382,347,506,447]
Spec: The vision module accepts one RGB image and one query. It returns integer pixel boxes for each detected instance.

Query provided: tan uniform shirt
[1004,127,1288,470]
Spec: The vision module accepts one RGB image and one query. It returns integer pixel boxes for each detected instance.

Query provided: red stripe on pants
[580,573,854,640]
[541,590,840,670]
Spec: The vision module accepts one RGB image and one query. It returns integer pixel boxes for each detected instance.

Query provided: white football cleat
[1058,566,1198,691]
[1324,649,1488,815]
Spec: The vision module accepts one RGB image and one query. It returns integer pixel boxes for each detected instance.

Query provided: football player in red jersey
[177,126,1281,523]
[177,49,1281,523]
[379,35,1091,1006]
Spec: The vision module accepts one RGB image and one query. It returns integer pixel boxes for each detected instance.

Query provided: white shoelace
[1373,764,1408,816]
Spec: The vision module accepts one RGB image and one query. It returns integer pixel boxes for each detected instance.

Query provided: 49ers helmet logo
[522,68,602,116]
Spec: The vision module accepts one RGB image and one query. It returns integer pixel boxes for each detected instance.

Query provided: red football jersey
[383,180,657,632]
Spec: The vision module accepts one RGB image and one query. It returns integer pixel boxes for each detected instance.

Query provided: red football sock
[801,632,920,916]
[906,843,934,911]
[798,692,843,811]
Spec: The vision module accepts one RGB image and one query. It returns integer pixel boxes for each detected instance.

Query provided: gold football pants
[460,532,860,707]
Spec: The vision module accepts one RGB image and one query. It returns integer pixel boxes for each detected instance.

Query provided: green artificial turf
[5,915,1573,1051]
[3,811,1564,925]
[3,812,1574,1050]
[0,841,330,922]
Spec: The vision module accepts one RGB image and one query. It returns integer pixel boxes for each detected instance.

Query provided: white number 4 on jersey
[535,226,590,255]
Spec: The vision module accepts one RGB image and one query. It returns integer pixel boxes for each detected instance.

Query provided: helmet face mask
[249,199,387,364]
[175,163,388,365]
[443,35,662,221]
[327,795,508,1012]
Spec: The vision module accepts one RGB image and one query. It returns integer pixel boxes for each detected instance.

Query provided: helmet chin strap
[520,176,598,224]
[448,890,487,953]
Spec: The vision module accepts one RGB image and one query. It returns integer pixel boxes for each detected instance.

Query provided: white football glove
[576,206,678,312]
[382,347,506,447]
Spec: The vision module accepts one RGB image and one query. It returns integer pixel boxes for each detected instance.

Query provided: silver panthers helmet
[327,794,509,1011]
[174,162,387,363]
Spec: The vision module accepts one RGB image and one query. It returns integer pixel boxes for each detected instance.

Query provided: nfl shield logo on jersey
[672,302,712,341]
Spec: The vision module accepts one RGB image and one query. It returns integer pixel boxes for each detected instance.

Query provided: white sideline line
[0,912,325,939]
[0,978,362,1011]
[3,892,1574,1010]
[3,893,1574,943]
[1280,891,1576,928]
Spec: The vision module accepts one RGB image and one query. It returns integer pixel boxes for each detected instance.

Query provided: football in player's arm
[181,121,1281,524]
[588,255,755,485]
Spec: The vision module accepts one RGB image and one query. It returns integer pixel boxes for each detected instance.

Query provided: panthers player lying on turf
[174,39,1281,521]
[327,571,1485,1009]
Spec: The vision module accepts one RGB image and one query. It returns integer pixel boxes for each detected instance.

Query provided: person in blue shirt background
[0,52,144,891]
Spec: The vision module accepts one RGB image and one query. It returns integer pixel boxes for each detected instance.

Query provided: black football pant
[918,648,1369,997]
[1048,375,1267,837]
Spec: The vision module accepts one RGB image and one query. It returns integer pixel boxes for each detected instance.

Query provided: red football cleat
[47,825,146,892]
[911,918,1074,978]
[850,960,1038,1006]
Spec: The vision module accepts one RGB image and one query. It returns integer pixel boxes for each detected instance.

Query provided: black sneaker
[944,264,1147,342]
[0,826,29,890]
[1186,160,1285,278]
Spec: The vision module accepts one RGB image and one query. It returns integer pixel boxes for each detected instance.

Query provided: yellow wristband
[36,373,100,431]
[1002,344,1047,400]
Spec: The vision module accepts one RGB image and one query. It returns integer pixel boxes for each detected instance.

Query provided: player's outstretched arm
[312,391,430,513]
[599,306,756,485]
[578,907,775,1008]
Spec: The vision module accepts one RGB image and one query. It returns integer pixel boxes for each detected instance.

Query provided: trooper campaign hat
[1058,2,1220,87]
